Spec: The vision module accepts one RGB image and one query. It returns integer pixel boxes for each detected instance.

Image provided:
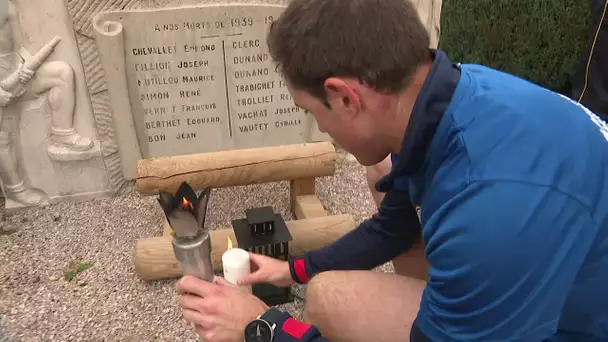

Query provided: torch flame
[226,236,233,250]
[179,197,194,211]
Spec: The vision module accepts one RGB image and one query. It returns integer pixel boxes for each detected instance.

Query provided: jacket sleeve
[289,186,421,283]
[270,310,330,342]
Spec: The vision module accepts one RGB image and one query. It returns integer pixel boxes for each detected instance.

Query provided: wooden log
[136,142,336,195]
[134,214,356,281]
[294,195,327,219]
[162,219,172,236]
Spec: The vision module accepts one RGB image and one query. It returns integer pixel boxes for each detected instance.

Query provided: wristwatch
[243,307,283,342]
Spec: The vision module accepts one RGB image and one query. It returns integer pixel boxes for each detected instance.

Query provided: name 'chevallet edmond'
[131,45,176,56]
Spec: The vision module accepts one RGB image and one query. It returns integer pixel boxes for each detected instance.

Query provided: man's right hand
[238,253,295,287]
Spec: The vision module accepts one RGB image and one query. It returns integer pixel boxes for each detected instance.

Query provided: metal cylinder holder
[172,231,214,282]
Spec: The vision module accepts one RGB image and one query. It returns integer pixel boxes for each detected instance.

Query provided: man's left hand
[177,275,270,342]
[18,63,34,83]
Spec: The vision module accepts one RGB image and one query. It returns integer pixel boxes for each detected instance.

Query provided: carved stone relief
[66,0,143,188]
[0,0,111,212]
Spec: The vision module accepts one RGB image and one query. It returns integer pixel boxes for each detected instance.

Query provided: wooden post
[134,214,356,281]
[293,195,327,219]
[289,178,317,219]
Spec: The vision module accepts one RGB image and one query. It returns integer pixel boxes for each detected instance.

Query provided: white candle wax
[222,248,252,293]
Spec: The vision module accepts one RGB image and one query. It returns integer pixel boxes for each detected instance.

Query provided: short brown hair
[267,0,431,103]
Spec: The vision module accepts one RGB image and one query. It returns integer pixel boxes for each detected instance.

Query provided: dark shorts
[410,319,431,342]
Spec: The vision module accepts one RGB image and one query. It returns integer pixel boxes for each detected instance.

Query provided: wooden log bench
[133,142,355,281]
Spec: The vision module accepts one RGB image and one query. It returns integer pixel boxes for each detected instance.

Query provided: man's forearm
[289,188,421,283]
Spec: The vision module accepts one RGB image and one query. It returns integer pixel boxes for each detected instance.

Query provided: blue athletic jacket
[269,50,608,342]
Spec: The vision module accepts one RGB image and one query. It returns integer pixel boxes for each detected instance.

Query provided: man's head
[268,0,432,165]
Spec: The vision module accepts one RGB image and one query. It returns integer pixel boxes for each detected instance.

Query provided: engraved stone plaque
[93,4,331,178]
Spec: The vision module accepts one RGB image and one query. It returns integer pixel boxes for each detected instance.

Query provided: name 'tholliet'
[236,95,273,106]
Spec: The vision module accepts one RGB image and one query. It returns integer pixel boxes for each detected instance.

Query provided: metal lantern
[231,206,294,306]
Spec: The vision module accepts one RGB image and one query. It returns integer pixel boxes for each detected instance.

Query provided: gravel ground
[0,150,392,341]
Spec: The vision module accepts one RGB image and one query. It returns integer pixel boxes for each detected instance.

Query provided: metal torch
[158,182,214,282]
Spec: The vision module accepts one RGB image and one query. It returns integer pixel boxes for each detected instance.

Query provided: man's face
[286,79,391,166]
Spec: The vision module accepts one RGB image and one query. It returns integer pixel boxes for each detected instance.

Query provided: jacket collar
[376,49,462,192]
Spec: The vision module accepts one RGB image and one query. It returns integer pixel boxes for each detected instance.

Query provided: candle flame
[179,197,194,211]
[226,236,233,250]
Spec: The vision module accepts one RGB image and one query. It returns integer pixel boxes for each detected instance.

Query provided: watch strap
[260,307,283,325]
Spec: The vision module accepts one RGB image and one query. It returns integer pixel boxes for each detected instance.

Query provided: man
[0,0,93,205]
[572,0,608,121]
[176,0,608,341]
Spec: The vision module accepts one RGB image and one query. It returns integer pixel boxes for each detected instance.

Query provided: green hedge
[439,0,591,92]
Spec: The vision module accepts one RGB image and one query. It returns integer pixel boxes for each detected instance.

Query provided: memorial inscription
[94,5,323,162]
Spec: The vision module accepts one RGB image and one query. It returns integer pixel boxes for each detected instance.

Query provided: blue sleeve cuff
[263,309,327,342]
[289,256,311,284]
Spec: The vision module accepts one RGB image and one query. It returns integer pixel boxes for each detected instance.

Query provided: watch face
[244,320,273,342]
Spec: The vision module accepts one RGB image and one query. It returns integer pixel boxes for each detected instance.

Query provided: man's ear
[324,77,361,114]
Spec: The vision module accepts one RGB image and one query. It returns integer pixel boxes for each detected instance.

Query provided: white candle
[222,238,252,293]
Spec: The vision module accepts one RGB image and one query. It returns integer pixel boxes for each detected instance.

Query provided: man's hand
[0,87,13,107]
[238,253,295,287]
[177,275,269,342]
[18,63,34,84]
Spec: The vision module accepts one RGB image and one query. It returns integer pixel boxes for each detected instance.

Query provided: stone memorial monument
[0,0,441,212]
